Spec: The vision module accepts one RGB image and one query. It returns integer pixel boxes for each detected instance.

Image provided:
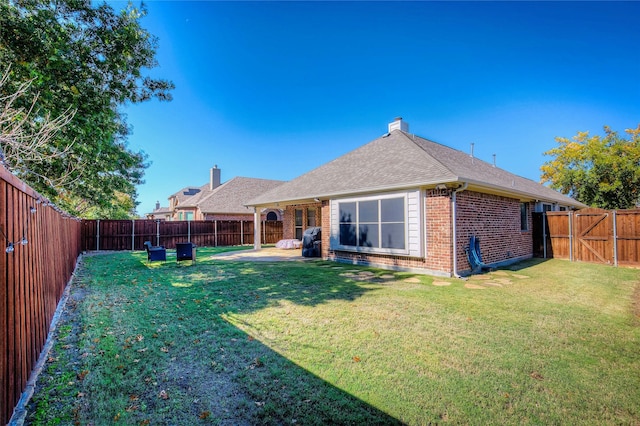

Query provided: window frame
[334,193,409,255]
[520,202,529,231]
[294,209,303,240]
[307,208,316,227]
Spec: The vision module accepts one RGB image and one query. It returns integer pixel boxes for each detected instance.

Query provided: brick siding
[282,203,322,240]
[455,191,533,272]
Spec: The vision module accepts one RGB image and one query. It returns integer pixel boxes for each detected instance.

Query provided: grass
[25,247,640,425]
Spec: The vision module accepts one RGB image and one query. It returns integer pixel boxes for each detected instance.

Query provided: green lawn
[26,248,640,425]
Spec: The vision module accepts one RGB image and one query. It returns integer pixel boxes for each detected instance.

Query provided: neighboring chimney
[155,200,160,210]
[210,165,221,190]
[388,117,409,133]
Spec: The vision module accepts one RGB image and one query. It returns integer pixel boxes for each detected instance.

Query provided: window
[307,208,316,227]
[337,196,406,252]
[266,211,278,221]
[520,203,529,231]
[185,212,194,221]
[294,209,303,240]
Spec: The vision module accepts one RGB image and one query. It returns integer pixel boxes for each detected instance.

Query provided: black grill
[301,227,322,257]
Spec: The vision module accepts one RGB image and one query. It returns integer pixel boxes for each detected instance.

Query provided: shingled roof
[197,177,285,214]
[246,128,584,208]
[170,185,208,207]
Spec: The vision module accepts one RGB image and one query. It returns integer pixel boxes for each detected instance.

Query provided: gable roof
[246,129,585,208]
[196,177,285,214]
[170,185,207,207]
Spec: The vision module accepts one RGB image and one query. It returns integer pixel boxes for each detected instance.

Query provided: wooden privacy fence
[533,207,640,267]
[81,219,283,251]
[1,166,82,424]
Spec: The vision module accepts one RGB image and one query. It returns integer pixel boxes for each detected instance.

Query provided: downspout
[451,182,468,278]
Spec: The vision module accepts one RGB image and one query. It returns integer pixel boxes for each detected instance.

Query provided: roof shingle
[247,130,584,208]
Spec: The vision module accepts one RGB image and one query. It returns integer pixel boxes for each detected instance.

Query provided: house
[246,118,585,277]
[146,201,172,220]
[147,166,285,221]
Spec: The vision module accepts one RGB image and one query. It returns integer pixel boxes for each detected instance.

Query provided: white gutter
[451,182,468,278]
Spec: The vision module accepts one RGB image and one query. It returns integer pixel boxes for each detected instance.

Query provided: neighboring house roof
[197,177,285,214]
[176,184,212,208]
[247,129,585,208]
[146,205,172,217]
[152,206,172,214]
[170,186,207,207]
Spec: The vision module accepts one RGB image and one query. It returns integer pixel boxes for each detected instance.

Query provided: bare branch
[0,66,78,193]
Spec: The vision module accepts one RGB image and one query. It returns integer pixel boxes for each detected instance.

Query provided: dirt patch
[464,283,486,290]
[481,282,503,288]
[470,275,492,280]
[432,281,451,287]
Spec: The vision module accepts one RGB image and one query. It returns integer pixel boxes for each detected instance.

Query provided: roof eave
[246,178,584,209]
[462,179,586,208]
[245,178,462,208]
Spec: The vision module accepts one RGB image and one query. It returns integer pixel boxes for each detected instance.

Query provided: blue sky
[117,1,640,215]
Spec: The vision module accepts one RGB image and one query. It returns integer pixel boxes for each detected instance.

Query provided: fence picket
[80,219,283,251]
[1,166,82,424]
[534,208,640,266]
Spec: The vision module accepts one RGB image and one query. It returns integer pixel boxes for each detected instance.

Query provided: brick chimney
[155,200,160,210]
[210,165,221,190]
[388,117,409,133]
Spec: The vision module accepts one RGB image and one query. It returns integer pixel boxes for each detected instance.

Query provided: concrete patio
[209,247,310,262]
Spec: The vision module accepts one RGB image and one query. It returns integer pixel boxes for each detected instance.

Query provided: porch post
[253,208,262,250]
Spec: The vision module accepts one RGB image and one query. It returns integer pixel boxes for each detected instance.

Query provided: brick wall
[455,191,533,271]
[282,203,322,240]
[424,189,452,272]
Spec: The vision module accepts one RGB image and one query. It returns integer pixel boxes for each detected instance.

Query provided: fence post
[156,220,160,246]
[613,210,618,267]
[240,221,244,245]
[214,220,218,247]
[188,220,191,243]
[569,212,573,262]
[542,213,547,259]
[96,219,100,251]
[131,219,135,251]
[263,220,266,243]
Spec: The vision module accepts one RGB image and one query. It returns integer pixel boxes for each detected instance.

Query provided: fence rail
[533,207,640,266]
[81,219,283,252]
[1,166,82,424]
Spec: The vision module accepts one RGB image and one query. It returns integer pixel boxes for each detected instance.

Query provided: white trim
[330,190,421,257]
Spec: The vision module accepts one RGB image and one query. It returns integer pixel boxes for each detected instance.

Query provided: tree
[0,0,173,217]
[541,125,640,210]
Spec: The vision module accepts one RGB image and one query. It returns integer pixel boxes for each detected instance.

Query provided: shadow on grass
[140,248,400,314]
[25,249,406,425]
[498,257,550,272]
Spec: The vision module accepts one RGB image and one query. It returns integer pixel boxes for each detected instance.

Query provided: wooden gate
[539,207,640,266]
[573,208,612,264]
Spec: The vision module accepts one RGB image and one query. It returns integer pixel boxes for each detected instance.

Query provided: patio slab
[209,247,310,262]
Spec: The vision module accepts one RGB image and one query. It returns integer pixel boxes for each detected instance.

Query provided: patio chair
[176,242,196,265]
[144,241,166,263]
